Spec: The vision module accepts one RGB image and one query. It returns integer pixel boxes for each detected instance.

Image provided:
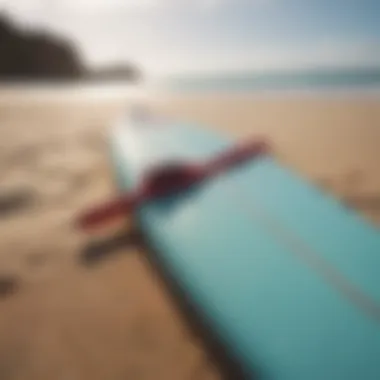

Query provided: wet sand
[0,89,379,379]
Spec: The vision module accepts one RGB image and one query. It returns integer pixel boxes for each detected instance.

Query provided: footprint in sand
[0,188,36,218]
[0,275,19,299]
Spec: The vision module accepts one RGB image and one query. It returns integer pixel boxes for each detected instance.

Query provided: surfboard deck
[109,117,380,379]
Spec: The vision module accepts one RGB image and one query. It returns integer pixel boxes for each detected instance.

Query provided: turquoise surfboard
[108,115,380,379]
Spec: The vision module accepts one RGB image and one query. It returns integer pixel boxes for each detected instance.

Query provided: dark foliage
[0,15,84,80]
[0,14,142,82]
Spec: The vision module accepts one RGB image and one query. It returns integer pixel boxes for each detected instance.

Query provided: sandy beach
[0,87,379,379]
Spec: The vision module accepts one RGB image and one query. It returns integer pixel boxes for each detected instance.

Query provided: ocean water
[167,67,380,95]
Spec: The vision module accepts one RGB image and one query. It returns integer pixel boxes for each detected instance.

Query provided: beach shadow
[343,194,380,210]
[78,187,202,267]
[78,185,258,378]
[139,239,259,380]
[79,227,143,266]
[0,188,35,218]
[80,223,256,377]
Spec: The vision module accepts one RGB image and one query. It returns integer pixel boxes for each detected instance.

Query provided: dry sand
[0,88,379,380]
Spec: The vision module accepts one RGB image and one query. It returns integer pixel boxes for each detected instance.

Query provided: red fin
[76,137,270,231]
[77,194,137,230]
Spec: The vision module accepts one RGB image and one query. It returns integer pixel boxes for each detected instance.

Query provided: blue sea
[166,67,380,95]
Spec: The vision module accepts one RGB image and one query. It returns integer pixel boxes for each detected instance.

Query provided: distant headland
[0,14,142,83]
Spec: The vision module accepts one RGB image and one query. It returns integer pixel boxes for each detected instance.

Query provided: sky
[0,0,379,76]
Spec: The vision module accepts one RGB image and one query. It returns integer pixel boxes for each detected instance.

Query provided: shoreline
[155,86,380,101]
[1,82,380,101]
